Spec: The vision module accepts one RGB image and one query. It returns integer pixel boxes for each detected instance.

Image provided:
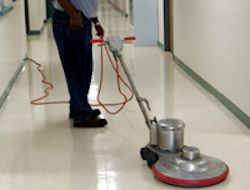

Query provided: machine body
[93,36,229,187]
[141,119,229,187]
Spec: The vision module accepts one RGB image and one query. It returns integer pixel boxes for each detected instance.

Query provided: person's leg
[66,21,107,127]
[52,11,107,127]
[66,19,95,120]
[52,12,92,118]
[68,20,93,96]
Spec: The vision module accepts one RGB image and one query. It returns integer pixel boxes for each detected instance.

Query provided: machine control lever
[150,117,158,124]
[139,97,151,111]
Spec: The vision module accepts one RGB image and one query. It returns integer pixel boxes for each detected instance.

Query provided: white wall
[28,0,46,31]
[158,0,164,45]
[173,0,250,116]
[0,0,27,93]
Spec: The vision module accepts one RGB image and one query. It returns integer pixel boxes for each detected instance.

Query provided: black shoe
[69,109,101,119]
[74,118,108,128]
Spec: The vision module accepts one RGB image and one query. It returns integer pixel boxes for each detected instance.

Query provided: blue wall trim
[0,60,26,110]
[0,5,14,16]
[28,24,45,35]
[158,41,166,51]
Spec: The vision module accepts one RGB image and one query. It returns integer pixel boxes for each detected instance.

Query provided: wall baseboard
[28,23,45,35]
[173,55,250,129]
[107,0,128,17]
[0,5,14,16]
[0,59,26,110]
[158,41,166,51]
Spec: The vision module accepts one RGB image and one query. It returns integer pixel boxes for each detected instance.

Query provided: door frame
[164,0,173,52]
[46,0,54,20]
[24,0,30,34]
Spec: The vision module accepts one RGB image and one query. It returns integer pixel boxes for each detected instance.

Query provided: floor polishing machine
[91,36,229,187]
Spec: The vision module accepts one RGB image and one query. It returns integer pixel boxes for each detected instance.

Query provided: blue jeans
[52,11,93,121]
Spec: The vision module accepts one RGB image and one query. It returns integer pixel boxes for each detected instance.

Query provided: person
[52,0,107,127]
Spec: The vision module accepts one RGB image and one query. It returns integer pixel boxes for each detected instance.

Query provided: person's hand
[95,24,104,37]
[70,13,82,29]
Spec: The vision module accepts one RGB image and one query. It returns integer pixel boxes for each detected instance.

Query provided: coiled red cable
[26,43,134,115]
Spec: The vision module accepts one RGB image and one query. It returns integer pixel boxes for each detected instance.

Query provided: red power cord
[26,42,134,115]
[97,43,133,114]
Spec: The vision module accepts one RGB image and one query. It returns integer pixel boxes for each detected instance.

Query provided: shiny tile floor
[1,2,250,190]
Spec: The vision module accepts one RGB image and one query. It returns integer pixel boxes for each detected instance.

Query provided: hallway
[0,1,249,190]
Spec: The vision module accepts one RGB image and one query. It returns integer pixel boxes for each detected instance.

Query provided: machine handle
[140,97,151,111]
[90,39,105,43]
[123,36,136,41]
[90,36,136,44]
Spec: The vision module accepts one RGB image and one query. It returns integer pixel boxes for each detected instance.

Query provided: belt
[54,9,89,20]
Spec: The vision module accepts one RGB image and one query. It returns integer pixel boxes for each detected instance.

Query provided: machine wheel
[147,151,159,168]
[140,147,150,160]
